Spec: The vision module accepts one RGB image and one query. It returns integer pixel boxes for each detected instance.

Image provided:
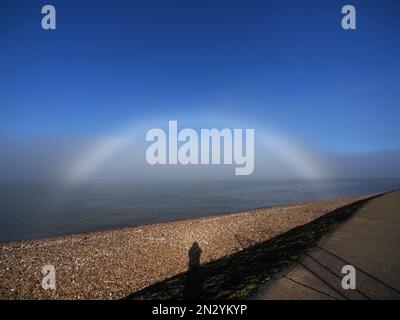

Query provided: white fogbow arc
[66,120,326,181]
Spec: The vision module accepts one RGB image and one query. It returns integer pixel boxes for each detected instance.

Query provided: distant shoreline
[0,198,344,246]
[0,201,304,246]
[0,193,380,299]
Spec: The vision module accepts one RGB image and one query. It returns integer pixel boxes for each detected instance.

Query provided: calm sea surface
[0,179,399,242]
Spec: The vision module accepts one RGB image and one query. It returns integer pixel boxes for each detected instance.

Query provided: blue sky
[1,0,400,155]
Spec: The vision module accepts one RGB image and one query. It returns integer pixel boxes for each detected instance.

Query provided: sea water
[0,178,399,242]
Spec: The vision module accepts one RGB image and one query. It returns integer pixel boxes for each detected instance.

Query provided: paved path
[258,190,400,300]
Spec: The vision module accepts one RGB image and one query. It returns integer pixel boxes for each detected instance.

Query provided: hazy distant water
[0,179,399,243]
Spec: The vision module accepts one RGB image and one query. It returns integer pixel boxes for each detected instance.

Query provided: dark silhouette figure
[184,242,203,299]
[188,241,202,270]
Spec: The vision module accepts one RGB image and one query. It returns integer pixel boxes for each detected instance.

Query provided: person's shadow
[183,242,204,299]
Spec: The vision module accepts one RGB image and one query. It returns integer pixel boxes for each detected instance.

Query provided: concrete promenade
[258,190,400,300]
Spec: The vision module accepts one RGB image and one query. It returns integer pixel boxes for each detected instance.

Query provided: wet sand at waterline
[0,194,375,299]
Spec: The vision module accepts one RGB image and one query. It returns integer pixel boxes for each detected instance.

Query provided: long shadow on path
[125,197,379,300]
